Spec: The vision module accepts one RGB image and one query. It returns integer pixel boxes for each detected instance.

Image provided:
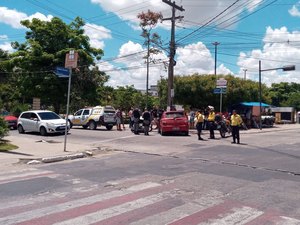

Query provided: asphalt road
[2,126,300,224]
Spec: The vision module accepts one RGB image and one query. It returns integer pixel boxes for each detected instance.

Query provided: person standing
[195,110,204,140]
[115,108,122,131]
[207,106,216,139]
[230,110,243,144]
[132,108,141,135]
[142,109,151,136]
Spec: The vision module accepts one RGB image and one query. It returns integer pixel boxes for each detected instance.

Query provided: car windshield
[165,112,185,118]
[38,112,61,120]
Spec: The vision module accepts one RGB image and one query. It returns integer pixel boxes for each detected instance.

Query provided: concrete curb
[26,151,93,165]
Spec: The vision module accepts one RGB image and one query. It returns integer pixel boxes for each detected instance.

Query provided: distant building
[139,85,158,97]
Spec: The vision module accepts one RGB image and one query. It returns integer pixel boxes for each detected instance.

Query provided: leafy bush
[0,117,9,141]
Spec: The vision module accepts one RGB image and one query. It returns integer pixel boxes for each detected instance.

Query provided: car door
[80,109,91,125]
[72,109,83,125]
[27,112,39,132]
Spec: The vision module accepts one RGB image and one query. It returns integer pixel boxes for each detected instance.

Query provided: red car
[4,115,18,130]
[159,111,189,136]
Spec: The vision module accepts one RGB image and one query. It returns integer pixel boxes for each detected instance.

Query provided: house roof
[240,102,270,107]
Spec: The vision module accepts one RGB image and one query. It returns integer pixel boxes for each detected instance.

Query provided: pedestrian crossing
[0,168,299,225]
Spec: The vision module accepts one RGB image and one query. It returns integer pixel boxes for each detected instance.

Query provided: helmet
[208,105,214,111]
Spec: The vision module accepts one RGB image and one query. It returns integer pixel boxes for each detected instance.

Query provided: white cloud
[0,35,8,40]
[27,12,53,22]
[289,5,300,17]
[237,26,300,86]
[98,41,168,89]
[90,0,263,29]
[99,41,232,89]
[0,7,53,29]
[0,7,27,29]
[84,23,112,49]
[0,42,13,52]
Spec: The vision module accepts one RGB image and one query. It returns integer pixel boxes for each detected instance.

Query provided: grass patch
[0,140,18,151]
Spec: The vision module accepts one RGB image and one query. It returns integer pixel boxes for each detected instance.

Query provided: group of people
[194,106,243,144]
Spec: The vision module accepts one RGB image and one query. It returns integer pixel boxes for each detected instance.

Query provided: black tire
[89,121,97,130]
[220,130,226,138]
[40,127,47,136]
[161,130,165,136]
[82,125,88,129]
[106,125,113,130]
[184,131,189,136]
[18,125,25,134]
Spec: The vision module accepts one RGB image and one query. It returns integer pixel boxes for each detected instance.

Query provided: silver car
[17,110,70,136]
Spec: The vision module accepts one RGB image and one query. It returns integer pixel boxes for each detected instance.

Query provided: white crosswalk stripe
[1,169,300,225]
[0,182,161,225]
[54,191,172,225]
[198,206,264,225]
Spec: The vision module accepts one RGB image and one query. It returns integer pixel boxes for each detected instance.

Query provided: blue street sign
[55,67,70,77]
[213,88,227,94]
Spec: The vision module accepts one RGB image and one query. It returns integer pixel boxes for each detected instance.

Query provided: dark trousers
[196,122,203,139]
[209,121,215,138]
[231,126,240,143]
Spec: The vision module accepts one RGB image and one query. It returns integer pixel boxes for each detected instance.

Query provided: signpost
[216,78,227,113]
[63,50,78,152]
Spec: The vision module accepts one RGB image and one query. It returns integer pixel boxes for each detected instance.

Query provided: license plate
[57,126,65,130]
[172,127,179,131]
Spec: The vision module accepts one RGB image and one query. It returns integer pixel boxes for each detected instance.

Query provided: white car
[17,110,70,136]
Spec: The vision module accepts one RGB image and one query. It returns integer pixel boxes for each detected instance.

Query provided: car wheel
[106,125,113,130]
[161,130,165,136]
[18,125,25,134]
[40,127,48,136]
[82,125,88,129]
[184,131,189,136]
[89,121,97,130]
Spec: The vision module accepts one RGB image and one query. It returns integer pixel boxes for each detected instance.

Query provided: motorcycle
[130,117,153,134]
[215,114,231,138]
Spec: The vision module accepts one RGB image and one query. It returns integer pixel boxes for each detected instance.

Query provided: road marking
[0,182,161,225]
[53,191,171,225]
[197,206,264,225]
[131,196,224,225]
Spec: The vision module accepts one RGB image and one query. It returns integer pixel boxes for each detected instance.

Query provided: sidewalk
[1,123,299,168]
[0,134,94,168]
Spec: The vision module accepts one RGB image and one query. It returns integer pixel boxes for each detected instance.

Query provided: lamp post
[258,60,295,130]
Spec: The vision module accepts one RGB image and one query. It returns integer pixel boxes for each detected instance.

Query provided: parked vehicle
[0,110,18,130]
[159,111,189,136]
[68,105,116,130]
[3,115,18,130]
[17,110,70,136]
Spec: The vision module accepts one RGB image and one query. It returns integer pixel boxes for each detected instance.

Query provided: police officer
[207,106,216,139]
[230,110,243,144]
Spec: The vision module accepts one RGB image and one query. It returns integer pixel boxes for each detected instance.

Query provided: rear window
[38,112,61,120]
[104,110,115,114]
[165,112,185,118]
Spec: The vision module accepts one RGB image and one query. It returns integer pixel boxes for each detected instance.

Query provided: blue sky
[1,0,300,89]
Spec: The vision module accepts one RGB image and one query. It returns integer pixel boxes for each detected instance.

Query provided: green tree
[137,10,162,109]
[4,17,106,113]
[0,117,9,141]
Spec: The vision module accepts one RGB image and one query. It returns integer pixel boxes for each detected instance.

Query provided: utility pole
[243,69,247,80]
[162,0,184,110]
[212,42,220,76]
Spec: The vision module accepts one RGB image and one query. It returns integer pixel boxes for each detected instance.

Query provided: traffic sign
[213,88,227,94]
[55,67,70,77]
[216,78,227,88]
